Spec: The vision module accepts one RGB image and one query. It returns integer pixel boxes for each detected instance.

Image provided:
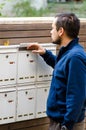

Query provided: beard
[52,36,62,45]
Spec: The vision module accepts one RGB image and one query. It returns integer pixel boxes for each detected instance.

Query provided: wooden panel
[10,117,49,130]
[0,23,52,31]
[0,23,52,45]
[0,117,49,130]
[0,37,51,45]
[16,124,49,130]
[0,125,9,130]
[0,30,50,38]
[79,36,86,42]
[79,29,86,34]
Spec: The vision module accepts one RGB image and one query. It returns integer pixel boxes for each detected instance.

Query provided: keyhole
[4,93,7,97]
[26,54,29,57]
[6,55,9,58]
[25,91,28,94]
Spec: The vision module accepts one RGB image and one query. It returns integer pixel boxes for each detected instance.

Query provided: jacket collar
[60,37,79,53]
[56,38,79,62]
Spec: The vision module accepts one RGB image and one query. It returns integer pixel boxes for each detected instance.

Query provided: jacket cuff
[41,50,51,59]
[62,121,74,130]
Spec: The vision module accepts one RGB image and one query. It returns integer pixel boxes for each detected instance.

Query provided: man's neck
[60,38,73,48]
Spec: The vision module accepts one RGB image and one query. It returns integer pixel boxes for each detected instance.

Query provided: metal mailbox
[35,82,50,118]
[16,85,36,121]
[0,43,56,124]
[0,87,16,124]
[0,47,17,86]
[17,51,37,84]
[36,43,56,81]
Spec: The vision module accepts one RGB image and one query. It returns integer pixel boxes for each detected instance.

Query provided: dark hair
[55,13,80,39]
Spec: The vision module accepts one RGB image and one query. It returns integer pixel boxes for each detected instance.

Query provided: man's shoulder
[69,44,86,57]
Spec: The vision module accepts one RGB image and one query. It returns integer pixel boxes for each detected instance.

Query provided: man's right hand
[27,43,46,55]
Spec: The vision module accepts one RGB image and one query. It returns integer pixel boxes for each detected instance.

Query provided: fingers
[27,43,39,50]
[27,43,46,55]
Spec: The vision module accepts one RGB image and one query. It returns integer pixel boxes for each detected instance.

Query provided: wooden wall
[0,117,49,130]
[0,18,86,48]
[0,18,86,130]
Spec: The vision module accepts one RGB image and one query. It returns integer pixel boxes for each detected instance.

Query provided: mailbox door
[0,88,16,124]
[17,86,36,121]
[0,53,17,86]
[17,51,37,84]
[36,48,55,82]
[36,87,49,118]
[37,55,53,81]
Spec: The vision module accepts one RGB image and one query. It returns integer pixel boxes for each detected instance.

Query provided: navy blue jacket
[41,38,86,130]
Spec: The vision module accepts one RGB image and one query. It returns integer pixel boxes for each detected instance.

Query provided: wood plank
[0,125,9,130]
[79,29,86,34]
[15,124,49,130]
[10,117,49,130]
[0,37,51,45]
[80,24,86,28]
[0,23,52,31]
[0,36,85,45]
[79,36,86,41]
[0,30,50,38]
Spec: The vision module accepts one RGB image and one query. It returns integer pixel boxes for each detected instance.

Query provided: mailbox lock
[25,91,28,95]
[44,89,47,92]
[26,54,29,57]
[4,93,7,97]
[6,55,9,58]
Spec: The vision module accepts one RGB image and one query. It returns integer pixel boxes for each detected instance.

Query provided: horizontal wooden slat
[80,24,86,28]
[0,30,50,38]
[0,23,52,31]
[79,36,86,42]
[0,37,51,45]
[0,125,9,130]
[0,117,49,130]
[79,29,86,34]
[19,124,49,130]
[10,117,49,130]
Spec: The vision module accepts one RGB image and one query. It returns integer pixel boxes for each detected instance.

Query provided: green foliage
[0,0,12,16]
[45,0,86,18]
[0,3,5,16]
[0,0,86,17]
[12,0,86,18]
[12,1,48,17]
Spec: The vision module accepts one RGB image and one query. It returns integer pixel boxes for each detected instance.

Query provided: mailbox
[16,85,36,121]
[17,51,37,84]
[0,47,17,86]
[35,82,50,118]
[36,43,56,81]
[0,43,56,124]
[0,87,16,124]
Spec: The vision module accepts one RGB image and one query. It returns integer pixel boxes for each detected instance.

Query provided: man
[27,13,86,130]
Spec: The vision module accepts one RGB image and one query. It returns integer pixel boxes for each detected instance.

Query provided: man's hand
[27,43,46,55]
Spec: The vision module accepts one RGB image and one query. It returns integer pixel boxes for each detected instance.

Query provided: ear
[58,27,64,37]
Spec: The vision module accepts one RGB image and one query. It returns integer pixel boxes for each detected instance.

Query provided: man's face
[50,18,61,45]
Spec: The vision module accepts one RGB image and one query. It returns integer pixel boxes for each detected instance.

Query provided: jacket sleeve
[41,50,56,68]
[62,55,86,130]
